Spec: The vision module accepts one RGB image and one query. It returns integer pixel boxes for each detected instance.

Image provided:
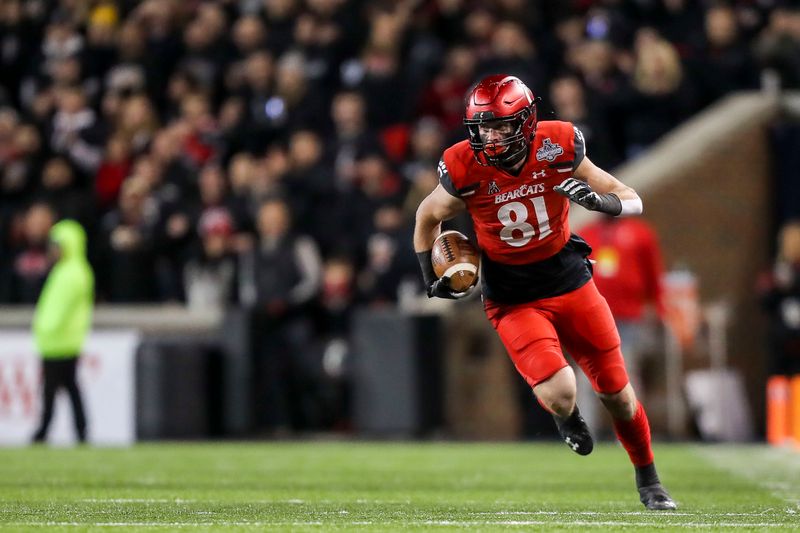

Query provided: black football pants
[32,357,87,442]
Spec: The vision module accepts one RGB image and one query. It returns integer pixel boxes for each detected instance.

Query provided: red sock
[612,401,654,467]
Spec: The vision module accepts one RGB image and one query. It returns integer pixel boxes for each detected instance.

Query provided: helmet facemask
[464,105,536,168]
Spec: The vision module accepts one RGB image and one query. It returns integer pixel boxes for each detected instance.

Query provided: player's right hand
[427,276,476,300]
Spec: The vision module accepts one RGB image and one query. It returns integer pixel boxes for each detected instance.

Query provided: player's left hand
[554,178,622,215]
[427,276,476,300]
[554,178,601,209]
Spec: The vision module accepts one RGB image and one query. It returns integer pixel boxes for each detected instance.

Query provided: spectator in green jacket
[31,220,94,444]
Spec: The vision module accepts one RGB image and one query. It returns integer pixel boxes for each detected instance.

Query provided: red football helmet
[464,75,537,167]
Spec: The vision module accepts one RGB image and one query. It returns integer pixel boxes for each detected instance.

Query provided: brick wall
[574,92,787,437]
[642,120,773,434]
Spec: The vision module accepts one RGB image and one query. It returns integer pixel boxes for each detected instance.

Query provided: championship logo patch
[487,181,500,195]
[536,138,564,162]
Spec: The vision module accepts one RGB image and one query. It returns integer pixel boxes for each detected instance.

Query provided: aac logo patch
[536,138,564,162]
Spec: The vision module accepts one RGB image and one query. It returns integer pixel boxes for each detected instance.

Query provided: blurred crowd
[2,0,799,331]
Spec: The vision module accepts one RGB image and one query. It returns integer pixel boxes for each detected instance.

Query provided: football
[431,230,480,292]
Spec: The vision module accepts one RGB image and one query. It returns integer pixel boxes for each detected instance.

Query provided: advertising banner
[0,330,138,446]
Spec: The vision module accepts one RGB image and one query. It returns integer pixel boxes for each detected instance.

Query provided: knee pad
[514,340,568,388]
[591,352,630,394]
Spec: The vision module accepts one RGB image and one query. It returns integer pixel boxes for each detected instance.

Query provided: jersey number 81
[497,197,552,247]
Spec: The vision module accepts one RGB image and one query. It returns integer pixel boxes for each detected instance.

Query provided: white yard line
[476,510,782,517]
[67,504,784,519]
[422,521,790,528]
[72,498,414,505]
[6,520,791,529]
[79,499,197,504]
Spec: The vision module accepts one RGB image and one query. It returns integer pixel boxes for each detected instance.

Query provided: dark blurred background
[2,0,800,444]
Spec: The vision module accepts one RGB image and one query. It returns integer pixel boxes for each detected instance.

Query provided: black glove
[554,178,622,216]
[416,250,476,300]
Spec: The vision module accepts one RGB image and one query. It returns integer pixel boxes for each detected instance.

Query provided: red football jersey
[439,120,584,265]
[581,217,665,321]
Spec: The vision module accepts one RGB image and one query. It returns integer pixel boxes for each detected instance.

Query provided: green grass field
[1,442,798,531]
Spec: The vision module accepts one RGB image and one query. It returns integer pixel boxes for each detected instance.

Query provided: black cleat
[639,484,678,510]
[553,407,594,456]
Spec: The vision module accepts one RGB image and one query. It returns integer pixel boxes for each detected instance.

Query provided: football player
[414,75,676,510]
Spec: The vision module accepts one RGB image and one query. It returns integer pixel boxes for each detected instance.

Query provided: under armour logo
[531,169,546,179]
[487,181,500,195]
[564,437,579,451]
